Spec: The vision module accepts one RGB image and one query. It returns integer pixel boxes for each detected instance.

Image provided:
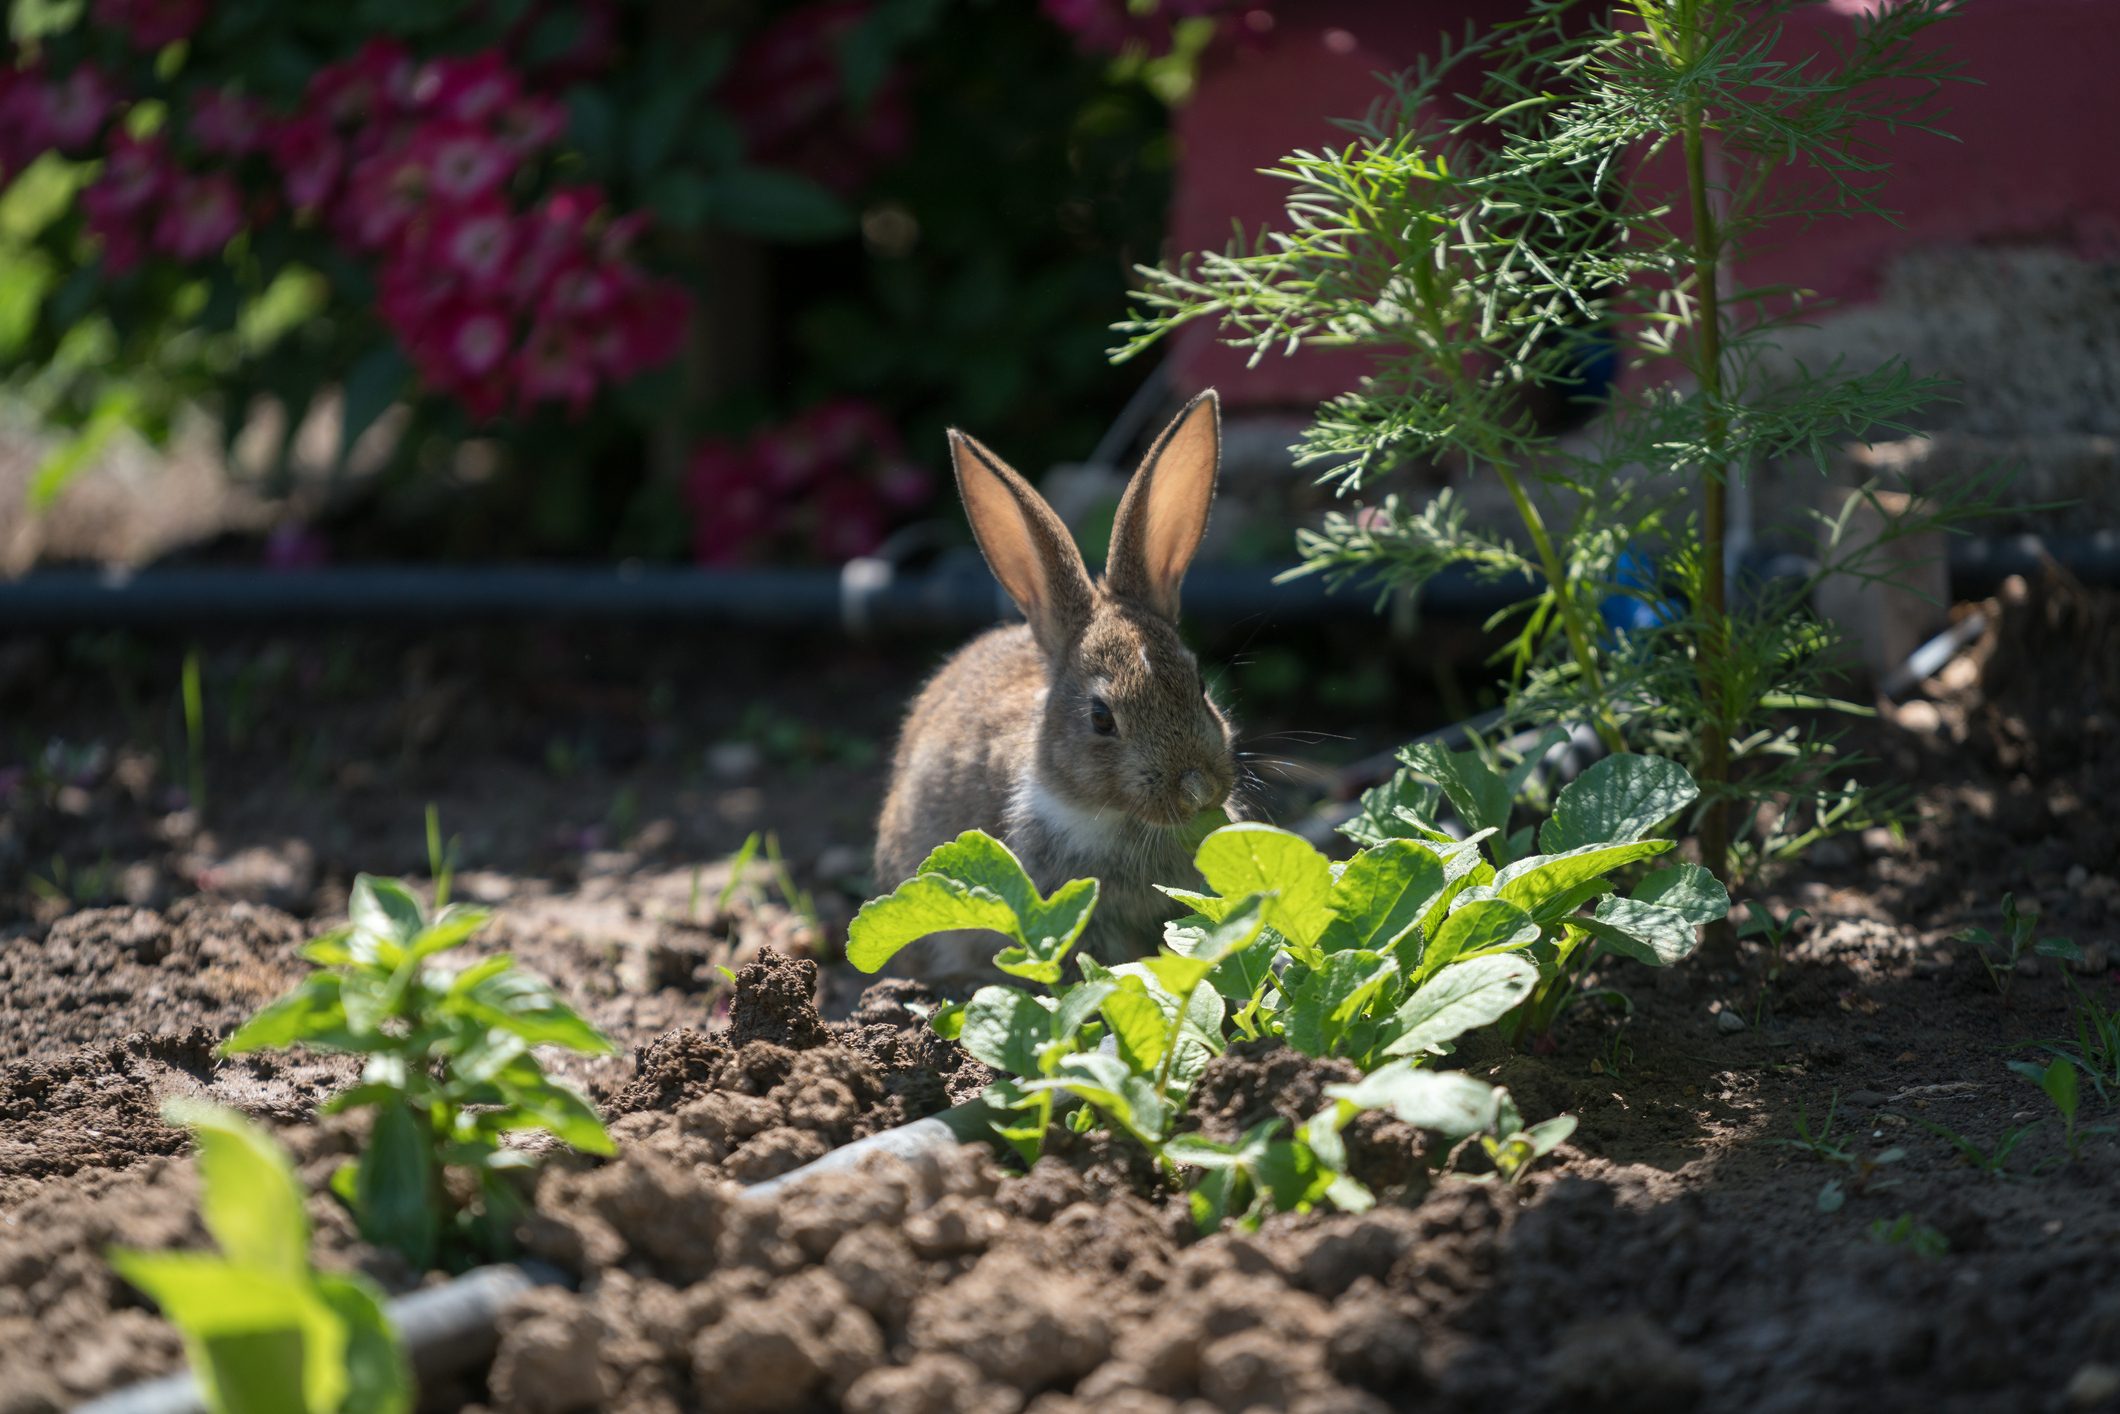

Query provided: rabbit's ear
[1106,389,1220,620]
[950,428,1096,654]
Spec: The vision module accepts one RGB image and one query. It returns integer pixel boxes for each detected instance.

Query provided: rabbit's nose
[1179,769,1216,810]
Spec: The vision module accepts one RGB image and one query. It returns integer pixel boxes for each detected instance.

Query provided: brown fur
[873,392,1239,989]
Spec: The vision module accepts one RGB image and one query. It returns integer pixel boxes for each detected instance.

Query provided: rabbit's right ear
[950,429,1096,655]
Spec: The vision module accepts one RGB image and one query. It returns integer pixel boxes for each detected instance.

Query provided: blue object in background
[1599,547,1685,641]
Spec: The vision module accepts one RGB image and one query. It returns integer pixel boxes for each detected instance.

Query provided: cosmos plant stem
[1681,42,1735,944]
[1491,461,1628,756]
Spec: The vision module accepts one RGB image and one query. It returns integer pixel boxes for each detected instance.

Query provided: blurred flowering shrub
[685,398,931,564]
[1041,0,1272,56]
[0,0,1180,562]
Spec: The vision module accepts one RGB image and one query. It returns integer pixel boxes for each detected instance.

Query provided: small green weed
[1867,1213,1949,1259]
[2009,1056,2115,1165]
[718,830,820,937]
[1771,1091,1904,1208]
[2023,972,2120,1103]
[110,1100,410,1414]
[1960,894,2080,1000]
[1919,1116,2040,1178]
[223,877,616,1268]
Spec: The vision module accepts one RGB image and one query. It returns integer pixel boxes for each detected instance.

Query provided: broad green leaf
[1581,895,1701,966]
[350,874,426,947]
[314,1273,412,1414]
[1493,840,1671,917]
[1023,1053,1169,1146]
[1418,898,1538,979]
[959,985,1050,1076]
[1634,862,1730,924]
[495,1080,616,1156]
[1099,977,1168,1076]
[358,1104,439,1270]
[1540,753,1697,852]
[1337,769,1443,847]
[105,1256,326,1414]
[1319,841,1446,954]
[341,968,397,1036]
[163,1100,307,1278]
[1519,1114,1578,1158]
[844,872,1022,973]
[1400,741,1512,836]
[1258,1136,1334,1211]
[1155,887,1242,923]
[1051,980,1117,1044]
[1325,1062,1503,1139]
[1284,950,1394,1058]
[916,831,1040,919]
[1196,824,1333,948]
[297,928,357,966]
[1152,894,1270,996]
[404,904,491,963]
[1161,1132,1251,1169]
[458,966,614,1054]
[1383,955,1539,1057]
[995,876,1099,985]
[221,973,357,1054]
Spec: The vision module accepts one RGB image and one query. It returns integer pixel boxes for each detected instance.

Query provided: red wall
[1167,0,2120,408]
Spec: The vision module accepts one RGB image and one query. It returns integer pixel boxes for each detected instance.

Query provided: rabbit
[873,389,1241,992]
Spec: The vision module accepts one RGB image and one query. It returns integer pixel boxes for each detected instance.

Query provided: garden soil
[3,584,2119,1412]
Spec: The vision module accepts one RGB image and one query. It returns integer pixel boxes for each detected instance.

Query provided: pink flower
[309,40,416,128]
[515,319,598,413]
[593,282,690,379]
[418,123,514,204]
[341,144,429,249]
[720,1,910,193]
[412,52,519,125]
[85,133,170,219]
[272,114,345,210]
[152,172,243,261]
[92,0,206,51]
[434,302,513,381]
[495,95,566,155]
[685,445,774,565]
[31,65,118,153]
[426,200,517,291]
[190,90,264,155]
[814,479,889,562]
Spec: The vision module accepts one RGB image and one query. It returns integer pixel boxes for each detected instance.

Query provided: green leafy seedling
[1770,1091,1905,1197]
[2009,1055,2115,1164]
[224,876,616,1269]
[110,1100,410,1414]
[1918,1117,2040,1178]
[2023,972,2120,1103]
[1960,894,2080,1001]
[1867,1213,1948,1259]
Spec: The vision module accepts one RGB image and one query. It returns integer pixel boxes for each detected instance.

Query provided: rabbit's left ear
[1106,389,1220,620]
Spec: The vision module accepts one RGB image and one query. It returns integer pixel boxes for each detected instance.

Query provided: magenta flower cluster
[685,400,934,566]
[4,10,686,424]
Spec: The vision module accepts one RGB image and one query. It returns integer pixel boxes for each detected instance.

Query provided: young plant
[1918,1117,2039,1179]
[1960,894,2081,1001]
[2025,974,2120,1103]
[223,876,616,1269]
[1771,1090,1904,1207]
[2008,1057,2114,1166]
[1741,901,1810,1024]
[1118,0,1991,915]
[1867,1214,1948,1259]
[110,1100,410,1414]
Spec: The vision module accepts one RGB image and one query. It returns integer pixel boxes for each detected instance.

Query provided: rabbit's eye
[1088,696,1117,736]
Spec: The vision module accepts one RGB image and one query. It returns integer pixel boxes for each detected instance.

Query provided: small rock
[1716,1010,1747,1035]
[708,741,764,781]
[2068,864,2090,890]
[2066,1363,2120,1409]
[1894,699,1942,733]
[2014,955,2040,978]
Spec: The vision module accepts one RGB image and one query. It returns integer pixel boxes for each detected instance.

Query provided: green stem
[1681,52,1735,946]
[1492,462,1628,754]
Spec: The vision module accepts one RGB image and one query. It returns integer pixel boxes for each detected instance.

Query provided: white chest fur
[1011,771,1130,866]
